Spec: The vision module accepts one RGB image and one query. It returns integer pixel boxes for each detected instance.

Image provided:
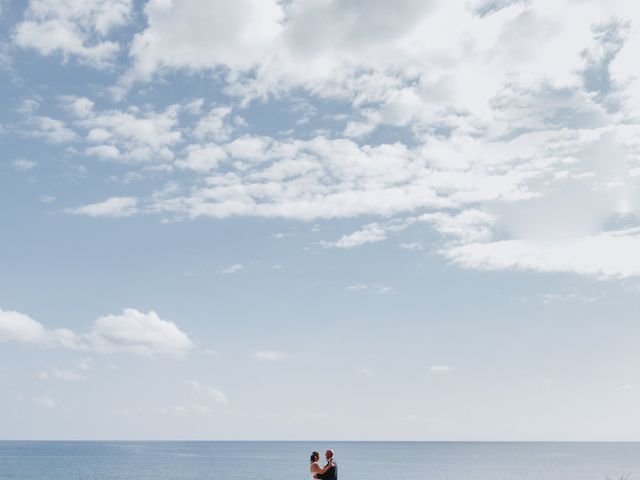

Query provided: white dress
[310,461,320,480]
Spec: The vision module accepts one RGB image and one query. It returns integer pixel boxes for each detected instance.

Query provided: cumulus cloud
[125,0,283,82]
[70,98,181,163]
[13,0,132,67]
[68,196,138,218]
[15,0,640,280]
[24,116,78,143]
[0,308,193,356]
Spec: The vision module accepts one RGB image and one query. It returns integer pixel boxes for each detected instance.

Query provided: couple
[310,449,337,480]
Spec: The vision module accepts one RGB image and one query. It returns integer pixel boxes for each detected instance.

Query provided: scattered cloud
[24,116,78,143]
[251,350,289,362]
[355,365,374,377]
[38,358,93,382]
[156,380,227,415]
[346,283,393,295]
[18,394,57,410]
[221,264,243,274]
[68,196,138,218]
[0,308,193,356]
[13,0,133,67]
[13,159,37,171]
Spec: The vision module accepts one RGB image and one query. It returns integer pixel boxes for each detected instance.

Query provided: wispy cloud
[429,365,453,373]
[346,284,393,295]
[68,196,138,218]
[221,264,244,274]
[251,350,289,362]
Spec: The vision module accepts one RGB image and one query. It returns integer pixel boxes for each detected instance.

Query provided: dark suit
[316,460,337,480]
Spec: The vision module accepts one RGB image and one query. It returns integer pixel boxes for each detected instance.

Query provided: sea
[0,441,638,480]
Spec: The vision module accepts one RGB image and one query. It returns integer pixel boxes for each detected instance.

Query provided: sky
[1,0,640,441]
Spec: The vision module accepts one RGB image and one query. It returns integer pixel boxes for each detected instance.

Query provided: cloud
[68,196,138,218]
[355,365,374,377]
[0,308,193,356]
[70,98,181,163]
[346,284,393,295]
[399,242,423,251]
[16,1,640,281]
[25,116,78,143]
[13,159,37,171]
[37,357,94,381]
[323,223,387,249]
[443,229,640,279]
[156,380,227,415]
[88,309,194,356]
[13,0,132,67]
[125,0,283,83]
[176,144,227,172]
[429,365,453,373]
[251,350,289,362]
[221,264,243,274]
[31,395,56,409]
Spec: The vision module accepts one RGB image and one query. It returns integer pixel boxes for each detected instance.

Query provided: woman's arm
[315,462,334,474]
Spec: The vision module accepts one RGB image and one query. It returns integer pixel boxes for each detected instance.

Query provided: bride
[309,451,333,479]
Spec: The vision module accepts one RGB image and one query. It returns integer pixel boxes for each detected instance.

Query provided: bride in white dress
[309,451,333,479]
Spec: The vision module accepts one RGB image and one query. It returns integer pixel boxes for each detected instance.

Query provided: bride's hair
[310,451,320,462]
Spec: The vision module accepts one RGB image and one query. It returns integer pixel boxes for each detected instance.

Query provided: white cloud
[70,99,181,163]
[13,158,37,171]
[0,308,193,356]
[125,0,283,82]
[18,1,640,280]
[88,309,193,356]
[31,395,56,409]
[176,144,227,172]
[13,0,132,67]
[355,365,374,377]
[399,242,423,251]
[251,350,289,362]
[429,365,453,373]
[68,196,138,218]
[221,264,243,274]
[346,283,393,295]
[323,223,387,249]
[38,366,86,382]
[444,229,640,279]
[26,116,78,143]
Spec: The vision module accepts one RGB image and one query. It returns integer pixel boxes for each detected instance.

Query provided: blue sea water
[0,441,639,480]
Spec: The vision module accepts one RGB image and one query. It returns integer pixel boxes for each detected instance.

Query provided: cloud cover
[11,0,640,279]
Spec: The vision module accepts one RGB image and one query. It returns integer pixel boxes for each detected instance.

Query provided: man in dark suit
[316,449,337,480]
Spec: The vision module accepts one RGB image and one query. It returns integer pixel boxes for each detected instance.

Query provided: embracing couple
[310,449,337,480]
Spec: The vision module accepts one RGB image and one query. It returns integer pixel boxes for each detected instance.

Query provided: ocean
[0,441,638,480]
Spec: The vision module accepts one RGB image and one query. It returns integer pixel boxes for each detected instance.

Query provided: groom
[316,449,337,480]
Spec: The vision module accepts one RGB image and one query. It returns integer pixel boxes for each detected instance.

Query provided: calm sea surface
[0,441,639,480]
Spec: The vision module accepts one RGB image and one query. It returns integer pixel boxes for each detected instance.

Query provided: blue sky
[2,0,640,440]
